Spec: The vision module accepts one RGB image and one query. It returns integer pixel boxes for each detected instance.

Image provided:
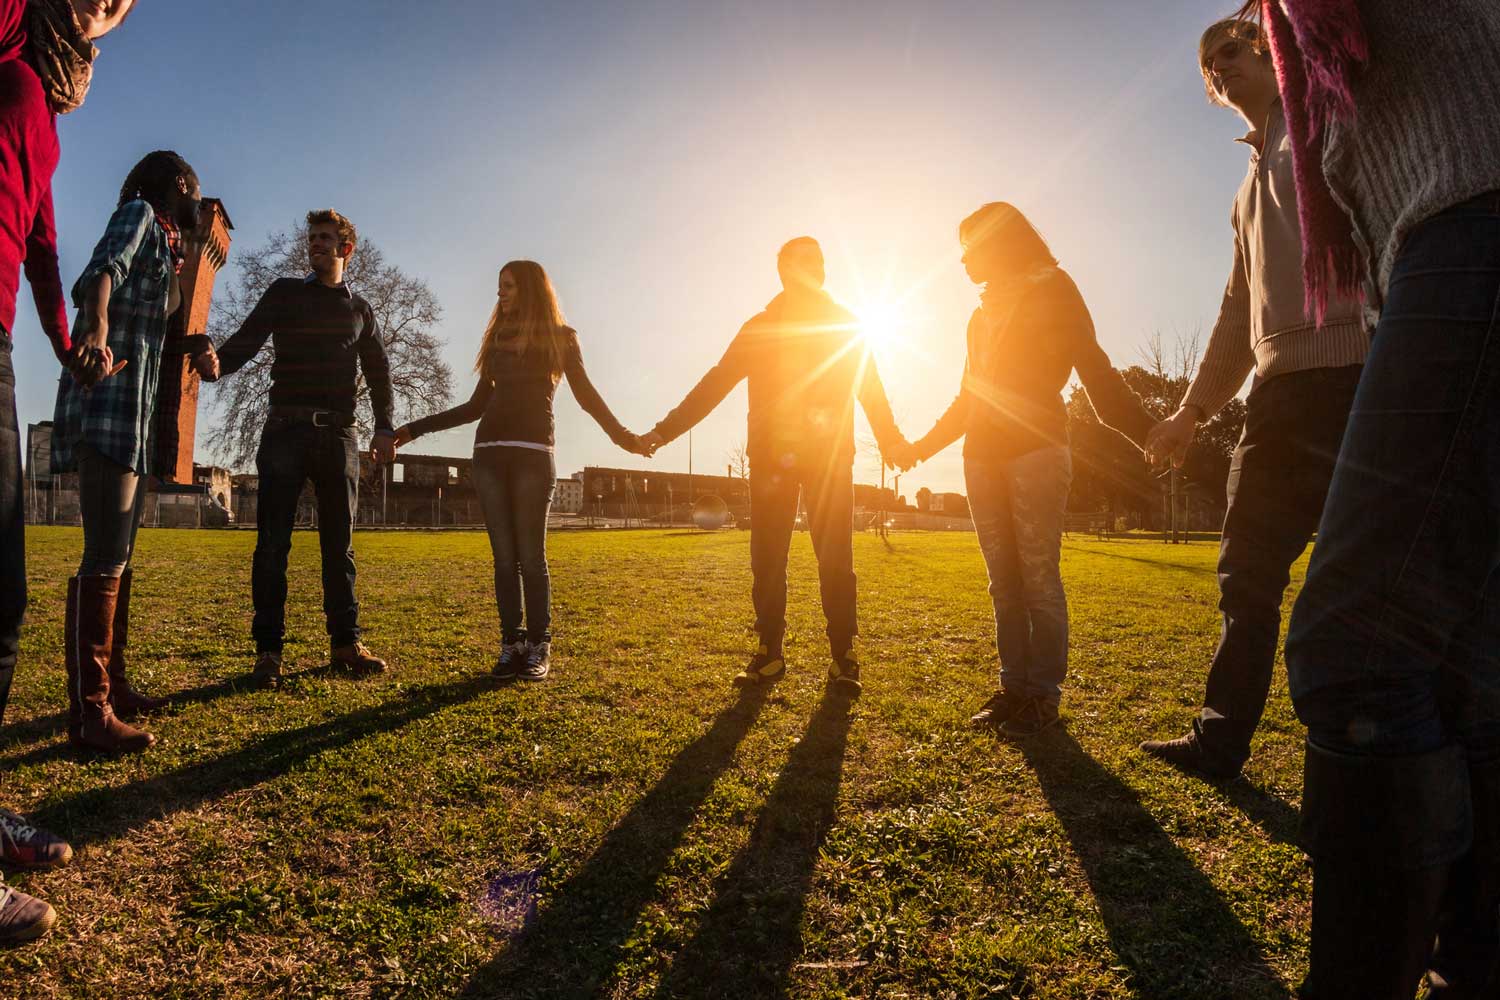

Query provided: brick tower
[153,198,232,483]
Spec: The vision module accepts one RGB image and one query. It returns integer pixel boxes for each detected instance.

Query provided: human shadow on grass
[1020,730,1292,998]
[1061,542,1218,578]
[1220,778,1300,848]
[457,688,771,999]
[23,675,496,846]
[649,693,852,1000]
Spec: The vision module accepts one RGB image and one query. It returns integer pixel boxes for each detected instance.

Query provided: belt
[267,406,354,428]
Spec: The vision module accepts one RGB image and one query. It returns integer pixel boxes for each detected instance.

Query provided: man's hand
[638,430,665,456]
[393,426,413,448]
[1145,408,1199,469]
[369,430,398,466]
[65,336,125,387]
[191,345,220,382]
[885,438,919,472]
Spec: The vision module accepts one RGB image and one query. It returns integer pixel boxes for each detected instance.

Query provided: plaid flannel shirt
[52,199,175,475]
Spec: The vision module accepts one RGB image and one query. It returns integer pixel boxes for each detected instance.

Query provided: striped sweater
[1183,100,1368,420]
[1318,1,1500,307]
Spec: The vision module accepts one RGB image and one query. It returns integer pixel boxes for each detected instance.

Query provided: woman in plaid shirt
[50,150,210,755]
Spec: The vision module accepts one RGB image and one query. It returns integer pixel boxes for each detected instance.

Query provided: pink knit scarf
[1261,0,1368,324]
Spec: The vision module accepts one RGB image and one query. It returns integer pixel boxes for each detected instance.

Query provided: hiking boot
[1140,720,1243,781]
[519,641,550,682]
[0,810,72,870]
[733,644,785,687]
[0,884,55,945]
[492,638,526,681]
[331,642,387,676]
[252,651,283,690]
[106,568,167,718]
[970,689,1021,729]
[999,697,1060,739]
[827,645,862,697]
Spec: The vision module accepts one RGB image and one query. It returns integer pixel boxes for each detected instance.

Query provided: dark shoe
[252,651,283,690]
[970,689,1021,729]
[999,698,1059,740]
[331,642,387,676]
[492,639,526,681]
[77,704,155,754]
[519,641,550,682]
[1427,757,1500,998]
[0,810,72,870]
[106,569,167,718]
[1299,741,1467,1000]
[0,884,55,945]
[733,644,785,687]
[827,644,862,697]
[1140,720,1243,781]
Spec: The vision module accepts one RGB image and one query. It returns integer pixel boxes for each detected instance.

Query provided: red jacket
[0,0,68,356]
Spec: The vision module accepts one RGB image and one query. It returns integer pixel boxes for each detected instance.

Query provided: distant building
[554,474,584,514]
[582,466,750,522]
[916,487,933,512]
[929,492,970,518]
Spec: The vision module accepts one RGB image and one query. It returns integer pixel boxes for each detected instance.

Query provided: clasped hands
[1144,407,1198,471]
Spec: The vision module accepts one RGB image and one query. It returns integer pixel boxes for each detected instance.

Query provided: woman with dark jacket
[901,202,1154,740]
[394,261,644,680]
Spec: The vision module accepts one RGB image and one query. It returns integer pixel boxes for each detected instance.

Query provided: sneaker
[969,689,1021,729]
[331,642,388,676]
[0,884,55,945]
[999,697,1060,739]
[1140,722,1243,781]
[827,645,862,697]
[251,651,283,690]
[733,644,785,687]
[519,641,550,682]
[0,810,72,870]
[492,639,526,681]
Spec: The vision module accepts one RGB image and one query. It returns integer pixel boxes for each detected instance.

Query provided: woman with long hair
[394,261,644,680]
[51,149,212,755]
[899,202,1154,739]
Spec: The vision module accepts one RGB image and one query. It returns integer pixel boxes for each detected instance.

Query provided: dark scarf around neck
[24,0,95,115]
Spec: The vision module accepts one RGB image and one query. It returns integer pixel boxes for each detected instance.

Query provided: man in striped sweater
[1137,17,1368,781]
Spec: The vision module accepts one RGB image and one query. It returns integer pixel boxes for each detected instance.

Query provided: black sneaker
[519,641,551,682]
[999,697,1060,739]
[733,644,785,687]
[1140,721,1243,781]
[827,645,862,697]
[969,689,1020,729]
[492,639,526,681]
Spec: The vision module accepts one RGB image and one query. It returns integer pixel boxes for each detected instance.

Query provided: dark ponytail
[118,150,196,209]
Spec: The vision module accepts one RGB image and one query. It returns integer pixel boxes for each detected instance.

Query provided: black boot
[1299,740,1470,1000]
[1428,757,1500,998]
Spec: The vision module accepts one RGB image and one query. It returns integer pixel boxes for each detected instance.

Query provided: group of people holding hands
[2,0,1498,996]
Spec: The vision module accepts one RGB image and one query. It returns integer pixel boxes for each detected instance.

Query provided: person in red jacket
[0,0,135,948]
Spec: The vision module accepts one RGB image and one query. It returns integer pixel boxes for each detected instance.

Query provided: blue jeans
[965,446,1072,705]
[473,447,555,643]
[0,336,21,727]
[1288,192,1500,777]
[252,418,361,652]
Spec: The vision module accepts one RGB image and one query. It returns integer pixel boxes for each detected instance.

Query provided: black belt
[268,406,354,428]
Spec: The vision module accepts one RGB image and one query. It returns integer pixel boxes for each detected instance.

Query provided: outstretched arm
[212,283,280,380]
[564,332,639,450]
[912,365,971,463]
[402,376,492,441]
[1070,309,1155,452]
[855,345,910,459]
[648,327,751,446]
[24,185,69,364]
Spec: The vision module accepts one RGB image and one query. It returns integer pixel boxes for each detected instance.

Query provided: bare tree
[1137,327,1203,382]
[727,440,750,480]
[202,224,454,469]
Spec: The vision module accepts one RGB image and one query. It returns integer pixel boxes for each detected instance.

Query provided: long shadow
[459,689,769,999]
[1020,731,1292,998]
[650,693,852,1000]
[1062,542,1218,578]
[1221,779,1301,848]
[25,675,495,846]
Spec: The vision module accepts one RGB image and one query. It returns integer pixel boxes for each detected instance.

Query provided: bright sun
[857,298,908,354]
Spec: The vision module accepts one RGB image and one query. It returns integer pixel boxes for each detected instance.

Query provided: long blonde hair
[475,260,568,379]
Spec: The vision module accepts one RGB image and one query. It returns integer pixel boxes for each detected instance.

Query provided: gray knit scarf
[25,0,95,115]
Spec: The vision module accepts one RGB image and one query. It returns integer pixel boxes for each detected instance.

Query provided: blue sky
[12,0,1250,497]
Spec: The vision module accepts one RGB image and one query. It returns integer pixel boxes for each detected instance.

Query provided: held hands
[1145,408,1198,470]
[884,437,920,472]
[191,344,220,382]
[369,428,399,466]
[636,430,665,457]
[64,335,126,388]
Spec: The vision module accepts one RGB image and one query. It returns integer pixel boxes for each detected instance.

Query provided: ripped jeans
[964,446,1073,706]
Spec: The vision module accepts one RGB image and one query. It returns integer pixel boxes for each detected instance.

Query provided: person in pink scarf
[1252,0,1500,995]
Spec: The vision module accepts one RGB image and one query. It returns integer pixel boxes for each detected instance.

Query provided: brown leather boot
[106,568,167,718]
[72,575,154,754]
[331,642,387,676]
[64,576,81,743]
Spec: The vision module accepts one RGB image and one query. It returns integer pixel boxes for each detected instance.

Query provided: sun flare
[855,298,908,355]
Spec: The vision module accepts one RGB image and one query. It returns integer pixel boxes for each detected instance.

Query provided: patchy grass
[1,527,1309,998]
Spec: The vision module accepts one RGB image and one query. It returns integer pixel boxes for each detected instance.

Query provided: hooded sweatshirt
[0,0,68,354]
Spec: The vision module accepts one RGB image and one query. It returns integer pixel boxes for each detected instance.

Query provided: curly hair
[117,150,196,209]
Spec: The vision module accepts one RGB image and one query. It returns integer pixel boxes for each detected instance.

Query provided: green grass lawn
[0,527,1310,999]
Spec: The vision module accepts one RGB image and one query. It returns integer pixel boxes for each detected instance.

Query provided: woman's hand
[393,425,413,448]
